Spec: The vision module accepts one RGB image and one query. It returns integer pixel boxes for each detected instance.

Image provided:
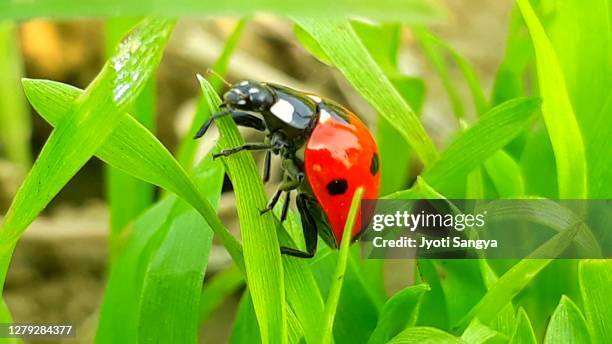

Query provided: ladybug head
[224,80,274,112]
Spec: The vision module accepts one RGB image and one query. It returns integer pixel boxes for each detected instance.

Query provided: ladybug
[195,80,380,258]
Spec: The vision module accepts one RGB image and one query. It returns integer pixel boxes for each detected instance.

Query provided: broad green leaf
[388,97,540,199]
[21,79,243,265]
[104,17,156,261]
[0,18,175,291]
[388,326,464,344]
[455,221,581,331]
[518,0,587,198]
[579,260,612,344]
[198,76,286,344]
[177,18,248,168]
[199,266,244,325]
[544,295,590,344]
[0,23,31,168]
[319,188,363,344]
[461,318,507,344]
[508,308,536,344]
[368,284,430,344]
[0,1,445,22]
[295,18,438,167]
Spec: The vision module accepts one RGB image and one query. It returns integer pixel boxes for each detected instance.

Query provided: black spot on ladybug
[370,153,379,175]
[326,179,348,195]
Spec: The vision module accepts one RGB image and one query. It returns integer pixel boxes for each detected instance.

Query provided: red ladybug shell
[304,105,380,246]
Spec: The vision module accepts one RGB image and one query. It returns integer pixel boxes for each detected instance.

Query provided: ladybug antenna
[206,68,232,88]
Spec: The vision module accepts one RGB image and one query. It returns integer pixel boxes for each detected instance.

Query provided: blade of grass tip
[21,78,244,272]
[543,296,590,344]
[294,18,438,167]
[0,1,446,23]
[388,327,464,344]
[517,0,587,199]
[319,187,363,344]
[198,75,286,344]
[0,23,31,169]
[104,17,156,263]
[177,18,248,168]
[508,308,536,344]
[419,29,489,116]
[367,284,430,344]
[0,18,176,291]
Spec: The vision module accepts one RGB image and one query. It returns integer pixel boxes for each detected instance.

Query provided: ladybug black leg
[195,109,266,139]
[280,191,291,223]
[194,110,230,139]
[280,193,317,258]
[213,143,274,159]
[260,178,301,215]
[262,150,272,183]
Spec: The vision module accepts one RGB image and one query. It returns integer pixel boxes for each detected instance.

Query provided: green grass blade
[508,308,536,344]
[483,151,524,197]
[413,27,465,119]
[0,23,31,169]
[230,291,261,344]
[517,0,587,198]
[96,197,175,343]
[137,196,219,342]
[548,0,610,197]
[491,5,533,106]
[104,17,156,261]
[21,78,244,266]
[137,158,225,343]
[0,298,19,344]
[579,260,612,344]
[461,319,507,344]
[176,18,248,168]
[319,188,363,344]
[0,17,175,290]
[388,327,464,344]
[294,18,438,167]
[367,284,430,344]
[96,155,224,343]
[543,296,590,344]
[388,97,539,199]
[0,1,445,22]
[199,266,244,325]
[198,76,286,344]
[454,222,581,332]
